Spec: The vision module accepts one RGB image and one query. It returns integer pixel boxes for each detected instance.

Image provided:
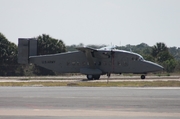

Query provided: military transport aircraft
[18,38,163,80]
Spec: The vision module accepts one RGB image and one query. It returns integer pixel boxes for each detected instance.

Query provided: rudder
[18,38,37,64]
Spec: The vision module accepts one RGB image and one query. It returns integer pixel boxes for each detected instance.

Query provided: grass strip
[0,81,180,87]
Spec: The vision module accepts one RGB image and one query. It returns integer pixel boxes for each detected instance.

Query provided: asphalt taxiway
[0,87,180,119]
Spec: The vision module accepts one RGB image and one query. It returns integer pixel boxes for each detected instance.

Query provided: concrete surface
[0,87,180,119]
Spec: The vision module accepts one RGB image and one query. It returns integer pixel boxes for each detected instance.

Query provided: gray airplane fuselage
[29,49,163,75]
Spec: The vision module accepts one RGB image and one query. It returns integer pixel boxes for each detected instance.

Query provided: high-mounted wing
[76,47,97,52]
[76,47,97,68]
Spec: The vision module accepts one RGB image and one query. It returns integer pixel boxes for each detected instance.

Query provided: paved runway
[0,87,180,119]
[0,75,180,83]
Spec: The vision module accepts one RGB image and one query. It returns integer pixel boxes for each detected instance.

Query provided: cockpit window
[138,56,144,61]
[132,55,144,61]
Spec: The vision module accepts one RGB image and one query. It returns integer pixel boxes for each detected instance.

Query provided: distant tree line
[0,32,180,76]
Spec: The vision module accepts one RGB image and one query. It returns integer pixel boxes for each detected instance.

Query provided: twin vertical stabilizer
[18,38,37,64]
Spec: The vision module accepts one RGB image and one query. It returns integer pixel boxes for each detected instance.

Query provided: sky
[0,0,180,47]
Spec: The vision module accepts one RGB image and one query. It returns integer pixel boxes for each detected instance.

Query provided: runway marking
[0,109,179,117]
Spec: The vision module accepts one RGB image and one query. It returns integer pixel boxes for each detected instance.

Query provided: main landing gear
[141,75,146,79]
[107,73,111,78]
[87,74,146,80]
[87,75,100,80]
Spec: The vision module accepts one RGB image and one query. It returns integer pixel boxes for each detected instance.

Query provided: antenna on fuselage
[120,41,121,50]
[129,44,132,52]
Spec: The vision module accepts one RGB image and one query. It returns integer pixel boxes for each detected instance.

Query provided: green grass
[0,81,180,87]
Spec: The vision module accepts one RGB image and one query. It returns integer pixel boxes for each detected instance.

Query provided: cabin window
[93,62,101,66]
[72,62,76,66]
[117,61,121,66]
[94,62,96,65]
[132,57,136,61]
[82,61,86,66]
[67,62,70,66]
[139,57,143,61]
[132,57,139,61]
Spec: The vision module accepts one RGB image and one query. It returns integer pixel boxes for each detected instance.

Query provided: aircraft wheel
[107,73,111,77]
[93,75,100,80]
[87,75,93,80]
[141,75,146,79]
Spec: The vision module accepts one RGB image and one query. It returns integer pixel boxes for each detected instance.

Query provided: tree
[157,51,173,62]
[163,59,177,73]
[37,34,66,55]
[175,60,180,73]
[151,42,176,72]
[169,47,180,61]
[33,34,66,75]
[152,42,168,57]
[151,43,172,62]
[0,33,23,76]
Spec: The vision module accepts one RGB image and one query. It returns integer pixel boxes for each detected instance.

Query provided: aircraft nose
[155,64,164,71]
[144,61,164,72]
